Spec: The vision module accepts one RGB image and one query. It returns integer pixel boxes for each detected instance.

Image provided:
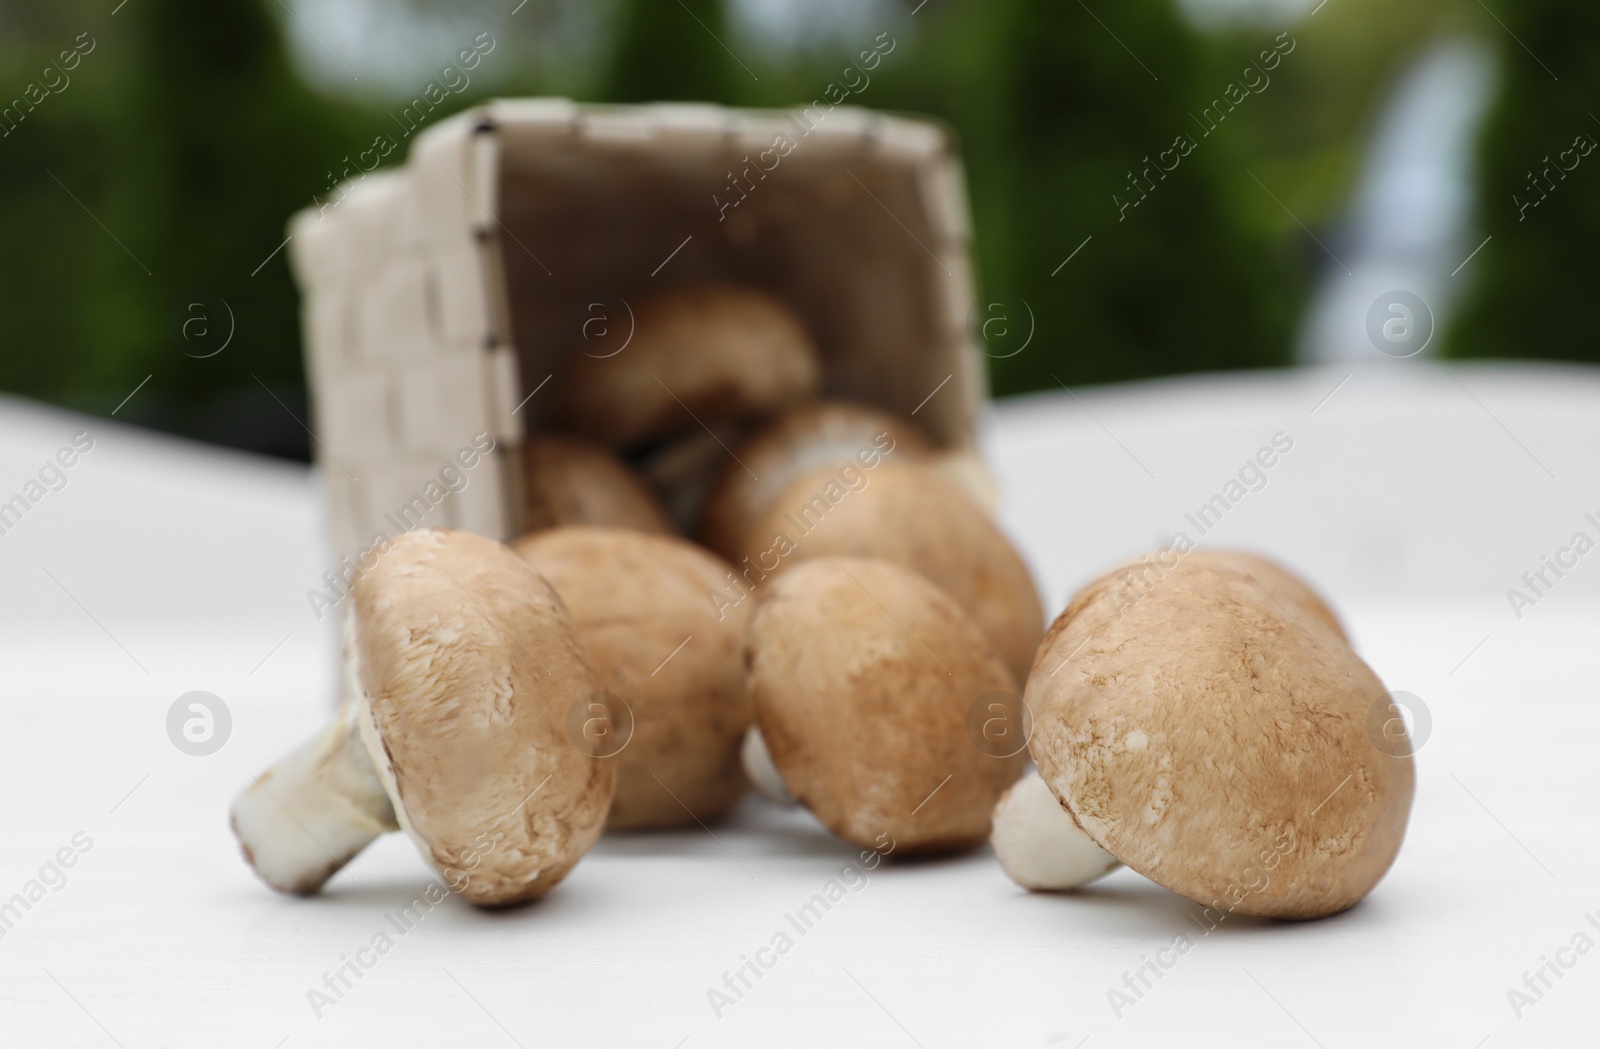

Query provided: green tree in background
[113,0,373,454]
[1449,0,1600,363]
[0,0,375,455]
[602,0,736,103]
[976,0,1303,394]
[725,0,1309,395]
[0,0,1532,460]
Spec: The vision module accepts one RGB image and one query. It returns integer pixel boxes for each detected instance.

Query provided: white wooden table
[1,362,1595,1047]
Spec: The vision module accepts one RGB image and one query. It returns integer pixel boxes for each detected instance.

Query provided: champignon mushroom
[230,529,613,906]
[738,461,1045,684]
[637,421,754,531]
[931,446,1001,513]
[1182,548,1345,639]
[513,526,753,830]
[740,726,796,806]
[519,435,674,535]
[1092,548,1344,642]
[697,400,934,560]
[553,284,821,448]
[744,557,1027,854]
[1019,555,1413,919]
[990,769,1120,891]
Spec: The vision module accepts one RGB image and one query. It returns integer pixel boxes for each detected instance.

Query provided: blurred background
[0,0,1592,459]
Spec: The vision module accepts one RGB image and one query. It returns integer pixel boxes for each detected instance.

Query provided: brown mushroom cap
[512,526,753,830]
[741,461,1045,684]
[553,284,820,448]
[1179,549,1345,641]
[698,400,934,560]
[1026,558,1414,919]
[353,528,613,906]
[519,435,675,535]
[746,557,1027,854]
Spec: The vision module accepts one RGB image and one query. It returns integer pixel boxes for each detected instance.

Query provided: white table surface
[1,362,1596,1048]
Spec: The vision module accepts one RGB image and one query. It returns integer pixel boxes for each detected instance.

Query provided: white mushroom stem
[740,727,796,806]
[230,697,398,895]
[991,770,1120,891]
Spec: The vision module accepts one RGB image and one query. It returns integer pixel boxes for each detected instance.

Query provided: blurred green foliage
[604,0,735,102]
[0,0,371,455]
[0,0,1522,458]
[895,0,1303,395]
[1449,0,1600,362]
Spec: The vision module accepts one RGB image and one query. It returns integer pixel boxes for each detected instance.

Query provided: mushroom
[637,421,754,532]
[697,400,934,560]
[230,529,613,906]
[513,526,753,830]
[738,460,1046,684]
[553,284,821,449]
[743,557,1027,854]
[1182,548,1345,639]
[519,435,674,535]
[1016,555,1413,918]
[1094,548,1345,641]
[739,726,796,806]
[930,446,1001,513]
[990,769,1120,891]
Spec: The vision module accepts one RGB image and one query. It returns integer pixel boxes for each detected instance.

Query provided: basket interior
[491,118,970,451]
